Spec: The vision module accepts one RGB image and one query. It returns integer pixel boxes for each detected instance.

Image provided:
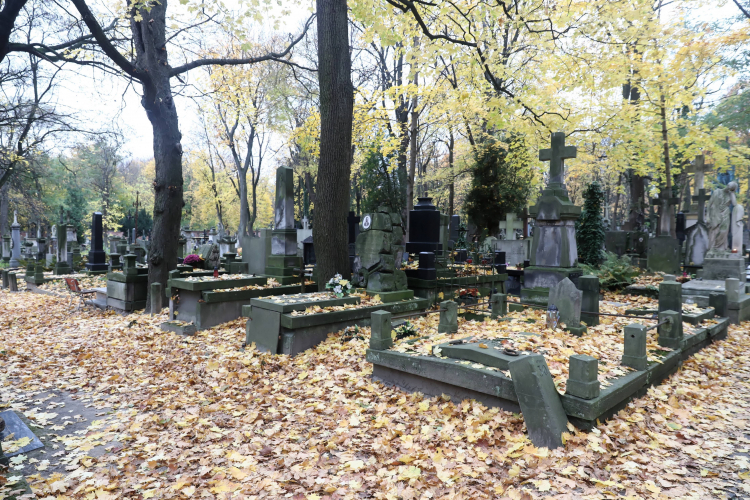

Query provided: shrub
[579,251,639,291]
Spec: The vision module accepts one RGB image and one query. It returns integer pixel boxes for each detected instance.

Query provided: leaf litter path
[0,289,749,499]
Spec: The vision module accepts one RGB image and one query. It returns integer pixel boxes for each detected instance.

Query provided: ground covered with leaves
[1,289,749,499]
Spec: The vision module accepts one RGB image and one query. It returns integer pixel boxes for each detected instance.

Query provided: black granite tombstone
[86,212,108,271]
[494,251,507,273]
[406,197,442,254]
[302,235,316,265]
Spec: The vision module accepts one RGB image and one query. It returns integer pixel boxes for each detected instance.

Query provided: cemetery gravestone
[547,277,586,335]
[242,228,272,275]
[9,212,20,268]
[523,132,583,305]
[703,182,745,281]
[498,213,523,241]
[265,166,302,285]
[2,232,9,263]
[85,212,108,273]
[684,188,711,266]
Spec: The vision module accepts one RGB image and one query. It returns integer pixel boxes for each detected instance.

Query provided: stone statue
[706,182,737,255]
[51,225,57,238]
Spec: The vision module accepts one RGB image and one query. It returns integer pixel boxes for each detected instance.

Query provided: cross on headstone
[539,132,577,185]
[688,155,713,195]
[651,196,681,235]
[692,188,710,224]
[498,213,524,240]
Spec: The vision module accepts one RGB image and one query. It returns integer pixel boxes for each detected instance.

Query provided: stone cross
[498,213,524,240]
[688,155,713,195]
[692,188,710,225]
[539,132,577,185]
[651,196,681,235]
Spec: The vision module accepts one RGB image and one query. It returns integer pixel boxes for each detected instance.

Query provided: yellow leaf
[399,465,421,480]
[228,467,247,480]
[398,454,415,463]
[297,371,308,380]
[534,479,552,492]
[418,401,430,412]
[345,460,365,471]
[182,486,196,497]
[438,292,444,300]
[142,490,156,499]
[739,471,750,480]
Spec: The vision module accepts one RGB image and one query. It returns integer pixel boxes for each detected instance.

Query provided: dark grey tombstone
[370,310,393,351]
[86,212,108,271]
[658,280,682,313]
[490,293,507,319]
[579,275,600,326]
[508,354,569,449]
[709,292,727,317]
[406,197,442,254]
[622,324,648,370]
[8,273,18,292]
[1,269,7,289]
[566,355,600,399]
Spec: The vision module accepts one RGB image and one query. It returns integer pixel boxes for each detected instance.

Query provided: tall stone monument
[522,132,582,305]
[54,210,72,275]
[9,212,20,268]
[264,166,301,285]
[684,188,711,266]
[2,232,10,263]
[85,212,108,273]
[703,182,745,281]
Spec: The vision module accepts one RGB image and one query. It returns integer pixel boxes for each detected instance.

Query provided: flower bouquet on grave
[326,273,353,298]
[183,254,204,269]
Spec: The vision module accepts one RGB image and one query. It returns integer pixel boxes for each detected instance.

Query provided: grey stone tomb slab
[0,410,44,457]
[508,354,569,449]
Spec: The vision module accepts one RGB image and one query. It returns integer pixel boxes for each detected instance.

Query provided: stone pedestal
[702,257,745,282]
[9,217,20,268]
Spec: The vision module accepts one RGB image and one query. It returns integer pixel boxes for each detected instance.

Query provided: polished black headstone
[406,197,442,254]
[86,212,108,271]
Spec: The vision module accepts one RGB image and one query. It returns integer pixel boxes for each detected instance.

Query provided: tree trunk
[406,71,418,239]
[448,129,455,217]
[315,0,353,287]
[238,167,250,236]
[131,0,183,310]
[0,182,8,236]
[659,90,675,237]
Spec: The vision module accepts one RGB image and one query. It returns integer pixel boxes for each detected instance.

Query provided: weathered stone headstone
[353,206,408,297]
[658,280,682,313]
[437,300,458,333]
[523,132,582,305]
[508,354,569,449]
[265,166,301,284]
[242,229,272,276]
[709,291,727,317]
[565,355,600,399]
[198,243,220,270]
[547,278,586,335]
[491,293,507,319]
[9,212,20,268]
[685,188,711,266]
[579,275,599,326]
[86,212,108,272]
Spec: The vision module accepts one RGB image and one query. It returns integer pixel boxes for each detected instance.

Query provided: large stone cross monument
[522,132,583,305]
[685,188,711,266]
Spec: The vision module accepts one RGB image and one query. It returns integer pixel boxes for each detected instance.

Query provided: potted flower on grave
[183,254,204,270]
[326,273,353,298]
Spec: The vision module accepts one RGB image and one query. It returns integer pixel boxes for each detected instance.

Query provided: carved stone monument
[522,132,582,305]
[264,166,301,285]
[703,182,745,281]
[684,188,711,266]
[9,212,20,268]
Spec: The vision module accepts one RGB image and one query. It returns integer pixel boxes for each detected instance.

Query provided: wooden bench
[64,278,97,311]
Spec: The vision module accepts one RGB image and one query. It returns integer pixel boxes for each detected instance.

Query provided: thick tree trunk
[405,72,418,239]
[0,182,8,236]
[448,129,455,217]
[0,0,27,63]
[238,168,250,237]
[659,91,675,238]
[131,0,183,310]
[315,0,353,286]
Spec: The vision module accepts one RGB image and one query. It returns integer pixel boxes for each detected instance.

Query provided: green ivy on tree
[576,181,606,265]
[464,134,533,233]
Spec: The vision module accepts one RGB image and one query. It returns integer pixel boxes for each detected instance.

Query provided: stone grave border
[245,294,431,356]
[407,273,507,306]
[166,273,314,332]
[367,314,729,431]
